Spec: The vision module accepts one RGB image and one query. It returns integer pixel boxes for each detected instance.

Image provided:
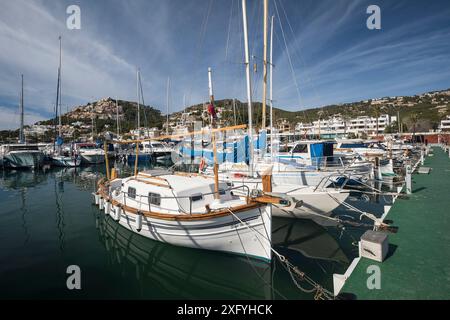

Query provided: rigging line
[186,0,214,106]
[229,211,288,300]
[278,0,328,119]
[273,0,310,124]
[225,0,235,61]
[138,73,149,129]
[226,207,332,299]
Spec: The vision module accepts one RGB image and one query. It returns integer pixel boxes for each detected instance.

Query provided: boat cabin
[276,140,334,166]
[110,173,236,215]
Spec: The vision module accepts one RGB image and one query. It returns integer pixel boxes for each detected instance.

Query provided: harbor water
[0,163,396,299]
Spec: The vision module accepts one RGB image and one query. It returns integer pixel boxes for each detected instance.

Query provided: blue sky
[0,0,449,129]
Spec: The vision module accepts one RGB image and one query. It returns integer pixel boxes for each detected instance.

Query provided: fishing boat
[204,165,350,220]
[94,171,274,261]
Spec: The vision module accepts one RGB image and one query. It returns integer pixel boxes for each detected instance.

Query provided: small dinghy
[94,171,280,261]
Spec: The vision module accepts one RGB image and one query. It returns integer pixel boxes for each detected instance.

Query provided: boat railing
[111,184,251,215]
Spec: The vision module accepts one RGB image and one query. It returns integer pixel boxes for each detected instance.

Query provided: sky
[0,0,449,129]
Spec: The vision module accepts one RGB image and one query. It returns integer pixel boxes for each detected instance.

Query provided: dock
[336,146,450,299]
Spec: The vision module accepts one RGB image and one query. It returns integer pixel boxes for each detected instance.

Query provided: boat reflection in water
[95,210,349,299]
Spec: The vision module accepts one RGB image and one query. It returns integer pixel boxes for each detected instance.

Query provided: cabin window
[148,192,161,206]
[219,189,226,195]
[190,193,203,202]
[128,187,136,199]
[292,144,308,153]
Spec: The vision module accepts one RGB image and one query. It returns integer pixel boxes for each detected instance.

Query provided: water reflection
[0,164,359,299]
[94,210,349,299]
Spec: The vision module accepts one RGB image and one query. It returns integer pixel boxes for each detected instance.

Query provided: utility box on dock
[360,230,389,262]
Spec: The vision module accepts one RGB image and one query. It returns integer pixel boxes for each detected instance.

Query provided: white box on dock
[359,230,389,262]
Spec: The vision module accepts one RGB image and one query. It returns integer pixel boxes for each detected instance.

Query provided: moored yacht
[0,143,44,169]
[76,143,105,164]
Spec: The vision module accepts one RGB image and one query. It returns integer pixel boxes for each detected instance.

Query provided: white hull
[271,186,350,219]
[2,151,44,168]
[51,155,82,167]
[94,194,272,261]
[80,153,105,164]
[224,178,350,219]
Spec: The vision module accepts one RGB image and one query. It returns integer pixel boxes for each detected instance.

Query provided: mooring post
[375,157,382,180]
[421,149,424,165]
[405,163,412,194]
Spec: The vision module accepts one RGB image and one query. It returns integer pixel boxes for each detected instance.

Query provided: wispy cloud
[0,0,449,130]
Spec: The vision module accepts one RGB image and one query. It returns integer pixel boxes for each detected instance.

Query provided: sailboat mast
[116,99,120,136]
[269,15,274,159]
[262,0,268,129]
[19,74,24,143]
[207,67,220,199]
[233,98,237,126]
[166,77,170,135]
[136,69,140,136]
[58,36,62,137]
[242,0,254,175]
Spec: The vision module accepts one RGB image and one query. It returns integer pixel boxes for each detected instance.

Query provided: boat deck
[341,147,450,299]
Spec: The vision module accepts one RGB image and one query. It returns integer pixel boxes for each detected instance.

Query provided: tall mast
[208,67,216,127]
[58,36,62,137]
[242,0,254,175]
[261,0,268,129]
[233,98,237,126]
[208,67,220,199]
[116,99,120,136]
[269,15,274,159]
[136,68,140,136]
[166,77,170,135]
[19,74,24,143]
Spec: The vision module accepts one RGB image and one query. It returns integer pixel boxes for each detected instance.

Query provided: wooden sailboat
[93,123,289,261]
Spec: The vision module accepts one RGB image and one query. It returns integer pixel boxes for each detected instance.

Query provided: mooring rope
[226,207,335,300]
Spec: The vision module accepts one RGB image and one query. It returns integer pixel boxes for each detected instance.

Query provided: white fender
[99,197,104,210]
[135,212,143,231]
[104,201,111,215]
[114,206,121,221]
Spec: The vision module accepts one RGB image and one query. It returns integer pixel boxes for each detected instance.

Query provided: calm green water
[0,164,394,299]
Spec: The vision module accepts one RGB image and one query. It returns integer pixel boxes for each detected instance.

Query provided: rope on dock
[226,208,335,300]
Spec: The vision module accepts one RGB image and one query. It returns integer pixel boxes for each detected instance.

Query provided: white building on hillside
[295,114,397,137]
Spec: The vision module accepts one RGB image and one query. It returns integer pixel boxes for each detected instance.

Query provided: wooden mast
[208,67,220,199]
[262,0,268,129]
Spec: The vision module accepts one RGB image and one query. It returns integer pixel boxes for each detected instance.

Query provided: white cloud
[0,106,46,130]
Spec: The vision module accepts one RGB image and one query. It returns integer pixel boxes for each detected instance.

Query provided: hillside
[38,97,164,133]
[2,88,450,143]
[171,88,450,132]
